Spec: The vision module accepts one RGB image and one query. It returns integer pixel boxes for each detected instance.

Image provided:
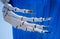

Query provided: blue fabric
[10,0,60,39]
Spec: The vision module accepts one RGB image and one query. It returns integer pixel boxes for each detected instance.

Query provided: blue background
[10,0,60,39]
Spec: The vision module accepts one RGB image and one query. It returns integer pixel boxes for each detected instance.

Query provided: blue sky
[0,1,13,39]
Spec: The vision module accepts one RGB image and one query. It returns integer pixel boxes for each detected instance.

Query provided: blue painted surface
[10,0,60,39]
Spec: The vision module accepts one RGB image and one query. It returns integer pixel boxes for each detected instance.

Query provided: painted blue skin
[9,0,60,39]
